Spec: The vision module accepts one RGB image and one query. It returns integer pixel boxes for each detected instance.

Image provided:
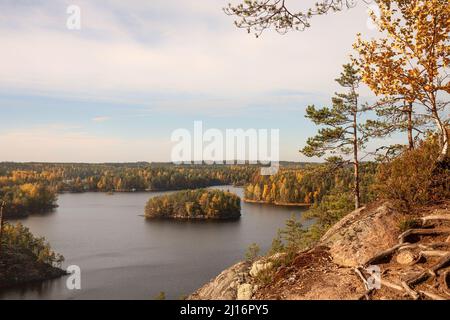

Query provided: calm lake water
[0,186,308,300]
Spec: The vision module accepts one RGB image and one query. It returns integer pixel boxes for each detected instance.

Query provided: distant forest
[0,162,377,218]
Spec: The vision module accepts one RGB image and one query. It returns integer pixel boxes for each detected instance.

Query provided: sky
[0,0,391,162]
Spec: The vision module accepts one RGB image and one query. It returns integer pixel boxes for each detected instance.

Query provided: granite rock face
[319,203,402,267]
[188,262,249,300]
[188,202,407,300]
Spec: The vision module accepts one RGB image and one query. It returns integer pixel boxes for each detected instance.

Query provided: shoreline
[243,199,311,207]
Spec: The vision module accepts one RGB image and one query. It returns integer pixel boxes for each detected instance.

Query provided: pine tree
[301,63,366,209]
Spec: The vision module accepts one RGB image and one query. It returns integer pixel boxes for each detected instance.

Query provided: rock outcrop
[189,262,249,300]
[319,202,402,267]
[189,201,450,300]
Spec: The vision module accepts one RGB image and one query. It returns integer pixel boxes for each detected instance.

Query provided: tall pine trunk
[353,110,360,210]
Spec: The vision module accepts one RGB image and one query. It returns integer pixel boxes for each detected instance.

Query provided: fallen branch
[430,254,450,273]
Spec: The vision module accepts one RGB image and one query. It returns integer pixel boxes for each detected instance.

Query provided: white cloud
[0,1,383,162]
[0,1,377,106]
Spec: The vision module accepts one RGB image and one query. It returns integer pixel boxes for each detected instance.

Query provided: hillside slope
[189,201,450,300]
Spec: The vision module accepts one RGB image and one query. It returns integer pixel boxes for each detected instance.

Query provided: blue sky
[0,0,388,162]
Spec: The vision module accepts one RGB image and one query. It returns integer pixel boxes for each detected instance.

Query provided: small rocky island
[145,189,241,220]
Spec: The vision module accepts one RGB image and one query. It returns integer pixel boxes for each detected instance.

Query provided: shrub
[154,291,166,300]
[245,243,260,262]
[374,136,449,211]
[303,190,355,229]
[398,217,421,232]
[268,215,314,257]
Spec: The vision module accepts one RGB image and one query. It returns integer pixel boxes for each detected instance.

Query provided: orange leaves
[354,0,449,102]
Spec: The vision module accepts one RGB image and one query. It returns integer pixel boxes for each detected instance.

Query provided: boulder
[396,250,417,265]
[320,202,402,267]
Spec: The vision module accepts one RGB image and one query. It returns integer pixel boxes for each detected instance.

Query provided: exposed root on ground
[214,202,450,301]
[356,210,450,300]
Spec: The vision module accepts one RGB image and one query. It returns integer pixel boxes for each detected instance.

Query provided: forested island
[145,189,241,220]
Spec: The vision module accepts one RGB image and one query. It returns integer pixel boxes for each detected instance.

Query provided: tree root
[398,243,431,251]
[421,215,450,223]
[423,242,450,249]
[401,281,420,300]
[364,243,410,266]
[419,290,447,300]
[353,267,374,300]
[381,279,403,292]
[441,270,450,297]
[419,250,450,258]
[407,253,450,286]
[356,220,450,300]
[380,279,447,300]
[398,228,450,244]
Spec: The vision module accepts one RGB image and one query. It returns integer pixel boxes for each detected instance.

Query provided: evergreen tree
[301,63,366,209]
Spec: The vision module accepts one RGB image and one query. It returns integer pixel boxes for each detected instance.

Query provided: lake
[0,186,308,300]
